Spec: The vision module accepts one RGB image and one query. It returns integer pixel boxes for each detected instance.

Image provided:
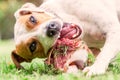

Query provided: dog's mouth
[45,23,87,72]
[60,23,82,39]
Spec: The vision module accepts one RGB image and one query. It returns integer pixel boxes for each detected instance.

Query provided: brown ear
[19,10,32,15]
[21,3,36,8]
[11,50,26,69]
[14,3,36,19]
[19,3,36,15]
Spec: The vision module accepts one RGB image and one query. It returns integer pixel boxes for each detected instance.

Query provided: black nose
[46,21,61,37]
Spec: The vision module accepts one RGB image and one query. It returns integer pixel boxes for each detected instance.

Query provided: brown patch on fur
[20,10,32,15]
[11,50,25,69]
[90,47,100,57]
[16,37,45,61]
[18,12,52,31]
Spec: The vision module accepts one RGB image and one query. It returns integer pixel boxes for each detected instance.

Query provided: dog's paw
[83,63,106,77]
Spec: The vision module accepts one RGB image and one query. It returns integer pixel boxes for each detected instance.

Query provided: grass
[0,40,120,80]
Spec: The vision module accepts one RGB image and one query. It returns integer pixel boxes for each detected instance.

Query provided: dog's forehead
[14,7,56,19]
[17,10,55,24]
[17,12,53,29]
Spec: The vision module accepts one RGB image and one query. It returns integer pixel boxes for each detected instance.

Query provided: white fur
[39,0,120,76]
[14,0,120,76]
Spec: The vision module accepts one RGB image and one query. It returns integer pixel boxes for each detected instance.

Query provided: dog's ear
[11,50,26,69]
[14,3,36,19]
[21,3,36,8]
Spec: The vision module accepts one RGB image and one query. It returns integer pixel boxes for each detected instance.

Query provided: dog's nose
[46,21,61,37]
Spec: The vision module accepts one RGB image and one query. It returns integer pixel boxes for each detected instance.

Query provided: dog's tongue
[60,23,82,39]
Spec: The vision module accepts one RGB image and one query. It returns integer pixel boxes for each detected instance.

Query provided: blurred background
[0,0,44,40]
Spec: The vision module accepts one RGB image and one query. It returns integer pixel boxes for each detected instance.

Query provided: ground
[0,40,120,80]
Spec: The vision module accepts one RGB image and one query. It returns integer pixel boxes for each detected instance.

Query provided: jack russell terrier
[12,0,120,76]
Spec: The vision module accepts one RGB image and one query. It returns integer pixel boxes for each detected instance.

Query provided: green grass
[0,40,120,80]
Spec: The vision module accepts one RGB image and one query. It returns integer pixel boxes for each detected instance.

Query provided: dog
[12,0,120,76]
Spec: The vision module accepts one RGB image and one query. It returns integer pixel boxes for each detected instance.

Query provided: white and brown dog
[12,0,120,76]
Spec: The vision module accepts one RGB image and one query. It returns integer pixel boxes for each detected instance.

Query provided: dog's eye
[29,41,37,53]
[29,16,37,24]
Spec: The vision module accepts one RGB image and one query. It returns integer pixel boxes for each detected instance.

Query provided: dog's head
[12,3,83,67]
[12,3,63,61]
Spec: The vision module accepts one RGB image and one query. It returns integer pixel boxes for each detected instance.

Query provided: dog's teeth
[58,35,60,38]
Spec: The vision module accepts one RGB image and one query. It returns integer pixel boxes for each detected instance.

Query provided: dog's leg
[59,12,120,76]
[83,31,120,76]
[82,12,120,76]
[40,0,120,76]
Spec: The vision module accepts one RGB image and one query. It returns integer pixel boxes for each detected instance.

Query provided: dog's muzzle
[46,21,61,37]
